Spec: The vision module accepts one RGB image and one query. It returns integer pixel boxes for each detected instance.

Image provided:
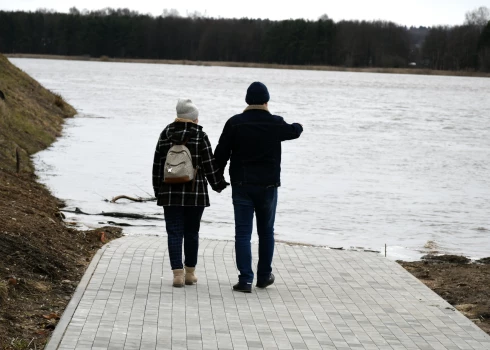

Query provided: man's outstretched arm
[279,118,303,141]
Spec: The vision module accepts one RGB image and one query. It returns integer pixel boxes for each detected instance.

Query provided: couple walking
[152,82,303,293]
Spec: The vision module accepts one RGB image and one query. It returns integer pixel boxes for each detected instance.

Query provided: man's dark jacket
[214,106,303,187]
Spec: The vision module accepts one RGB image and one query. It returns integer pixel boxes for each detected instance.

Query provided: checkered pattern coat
[152,122,226,207]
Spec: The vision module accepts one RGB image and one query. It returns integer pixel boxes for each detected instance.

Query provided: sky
[1,0,489,27]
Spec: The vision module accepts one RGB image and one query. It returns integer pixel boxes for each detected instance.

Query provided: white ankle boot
[172,269,185,287]
[185,266,197,285]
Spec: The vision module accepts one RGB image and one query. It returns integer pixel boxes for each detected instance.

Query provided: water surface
[11,58,490,260]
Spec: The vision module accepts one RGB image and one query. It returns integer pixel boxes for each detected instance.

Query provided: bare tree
[162,8,180,18]
[186,10,208,19]
[69,7,80,15]
[36,8,56,14]
[464,6,490,28]
[318,14,330,21]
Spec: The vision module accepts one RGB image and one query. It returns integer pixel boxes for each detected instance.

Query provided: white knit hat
[176,99,199,120]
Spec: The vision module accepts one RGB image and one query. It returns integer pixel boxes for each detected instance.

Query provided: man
[214,82,303,293]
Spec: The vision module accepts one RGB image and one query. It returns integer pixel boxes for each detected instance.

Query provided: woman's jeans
[232,185,278,284]
[164,206,205,270]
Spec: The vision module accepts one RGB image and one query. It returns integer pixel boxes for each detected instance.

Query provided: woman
[152,98,227,287]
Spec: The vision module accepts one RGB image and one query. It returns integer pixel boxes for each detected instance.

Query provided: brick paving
[46,236,490,350]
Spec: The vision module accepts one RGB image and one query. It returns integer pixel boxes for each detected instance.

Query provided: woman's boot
[172,269,185,287]
[185,266,197,285]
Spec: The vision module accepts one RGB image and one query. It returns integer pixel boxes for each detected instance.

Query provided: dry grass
[6,53,490,78]
[53,92,65,108]
[0,281,7,305]
[6,338,35,350]
[0,99,7,120]
[31,281,51,293]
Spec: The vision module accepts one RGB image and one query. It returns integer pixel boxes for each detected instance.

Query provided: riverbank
[7,53,490,78]
[0,54,122,349]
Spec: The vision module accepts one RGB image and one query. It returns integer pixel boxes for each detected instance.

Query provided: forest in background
[0,6,490,71]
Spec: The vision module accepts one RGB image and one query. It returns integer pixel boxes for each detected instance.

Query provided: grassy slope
[0,54,76,172]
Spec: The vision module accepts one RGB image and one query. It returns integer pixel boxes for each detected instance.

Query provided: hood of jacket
[164,121,202,143]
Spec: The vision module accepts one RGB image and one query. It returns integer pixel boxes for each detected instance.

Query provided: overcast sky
[1,0,488,27]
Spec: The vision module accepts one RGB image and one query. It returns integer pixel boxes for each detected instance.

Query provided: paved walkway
[46,236,490,350]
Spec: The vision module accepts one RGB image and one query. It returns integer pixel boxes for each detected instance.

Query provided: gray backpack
[163,139,197,187]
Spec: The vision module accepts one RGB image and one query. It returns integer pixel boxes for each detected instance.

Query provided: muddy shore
[399,256,490,335]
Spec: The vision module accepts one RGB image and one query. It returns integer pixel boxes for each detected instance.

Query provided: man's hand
[214,180,230,193]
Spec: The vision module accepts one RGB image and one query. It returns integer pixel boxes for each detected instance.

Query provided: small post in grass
[385,244,387,257]
[16,148,20,174]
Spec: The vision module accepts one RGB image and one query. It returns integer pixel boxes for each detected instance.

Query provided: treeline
[422,24,490,71]
[0,8,489,71]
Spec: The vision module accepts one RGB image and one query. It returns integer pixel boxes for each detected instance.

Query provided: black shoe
[256,273,275,288]
[233,282,252,293]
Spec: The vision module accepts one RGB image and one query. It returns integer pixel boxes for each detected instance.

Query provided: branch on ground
[110,195,156,203]
[61,207,163,220]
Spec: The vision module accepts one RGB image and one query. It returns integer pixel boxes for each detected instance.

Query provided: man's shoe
[256,273,275,288]
[233,282,252,293]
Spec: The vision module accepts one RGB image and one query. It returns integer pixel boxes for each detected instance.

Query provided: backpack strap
[171,136,190,146]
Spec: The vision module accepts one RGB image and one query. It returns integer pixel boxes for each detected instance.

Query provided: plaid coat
[152,122,226,207]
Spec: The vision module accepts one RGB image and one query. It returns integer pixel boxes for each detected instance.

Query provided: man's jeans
[232,185,278,284]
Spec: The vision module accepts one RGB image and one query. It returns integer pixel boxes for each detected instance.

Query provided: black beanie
[245,82,270,105]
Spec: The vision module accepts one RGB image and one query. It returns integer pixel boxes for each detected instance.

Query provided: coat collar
[174,117,197,123]
[244,105,270,113]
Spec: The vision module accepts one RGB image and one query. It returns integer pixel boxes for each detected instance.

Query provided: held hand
[214,179,229,193]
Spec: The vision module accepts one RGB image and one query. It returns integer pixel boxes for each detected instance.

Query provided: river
[10,58,490,261]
